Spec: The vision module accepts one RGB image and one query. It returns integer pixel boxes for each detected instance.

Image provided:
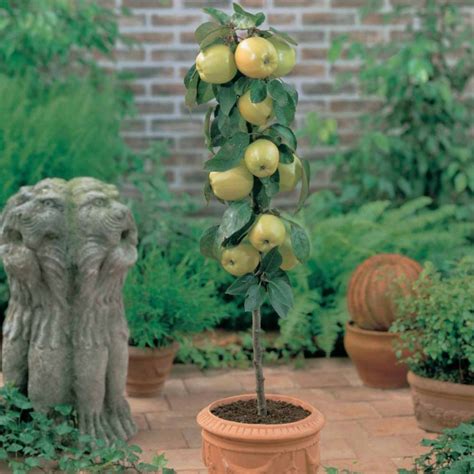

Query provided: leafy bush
[0,75,130,208]
[124,247,222,349]
[399,421,474,474]
[0,0,125,79]
[277,193,474,355]
[327,0,473,207]
[392,259,474,384]
[0,385,172,473]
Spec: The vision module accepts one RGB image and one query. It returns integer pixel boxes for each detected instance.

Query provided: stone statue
[0,177,138,443]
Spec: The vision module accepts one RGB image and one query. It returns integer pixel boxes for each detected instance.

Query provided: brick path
[1,358,435,473]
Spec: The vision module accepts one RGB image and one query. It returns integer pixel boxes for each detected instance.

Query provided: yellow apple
[237,90,273,126]
[244,139,279,178]
[278,155,302,192]
[209,163,254,201]
[221,243,260,276]
[267,36,296,77]
[249,214,286,252]
[235,37,278,79]
[196,44,237,84]
[279,237,299,271]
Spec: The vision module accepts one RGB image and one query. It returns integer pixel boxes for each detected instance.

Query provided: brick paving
[1,358,435,473]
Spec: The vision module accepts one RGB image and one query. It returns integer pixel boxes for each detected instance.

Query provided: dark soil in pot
[211,398,311,424]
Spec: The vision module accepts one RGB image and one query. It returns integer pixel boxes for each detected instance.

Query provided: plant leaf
[269,27,297,45]
[250,80,267,103]
[220,200,254,243]
[216,85,237,115]
[289,222,311,262]
[184,71,199,108]
[267,277,294,317]
[296,158,310,213]
[204,132,250,171]
[226,274,258,295]
[203,7,231,25]
[268,124,297,150]
[260,247,283,273]
[200,225,222,260]
[245,283,266,312]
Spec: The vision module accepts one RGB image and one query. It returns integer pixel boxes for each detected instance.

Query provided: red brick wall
[112,0,472,199]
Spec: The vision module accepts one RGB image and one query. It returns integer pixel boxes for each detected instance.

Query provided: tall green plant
[185,4,311,415]
[327,0,473,206]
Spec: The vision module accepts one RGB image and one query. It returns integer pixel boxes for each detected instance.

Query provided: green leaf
[232,3,265,29]
[289,222,311,262]
[203,7,231,25]
[250,80,268,103]
[185,71,199,108]
[278,144,294,164]
[267,277,293,317]
[234,76,251,95]
[226,274,258,295]
[268,79,288,106]
[296,159,310,213]
[280,81,298,105]
[200,225,222,260]
[328,34,348,63]
[203,177,213,204]
[268,124,297,150]
[260,247,283,273]
[454,173,467,193]
[216,85,237,115]
[204,106,213,151]
[220,200,254,242]
[197,79,215,104]
[204,132,250,171]
[245,284,266,312]
[260,173,280,198]
[269,27,298,46]
[217,105,247,137]
[184,64,197,88]
[195,21,221,44]
[274,102,295,126]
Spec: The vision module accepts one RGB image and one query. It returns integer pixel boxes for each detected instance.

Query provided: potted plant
[392,259,474,433]
[344,253,422,388]
[184,4,325,471]
[124,247,221,397]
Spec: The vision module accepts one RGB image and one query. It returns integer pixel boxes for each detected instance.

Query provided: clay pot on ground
[197,393,325,473]
[344,321,408,389]
[126,342,179,397]
[407,371,474,433]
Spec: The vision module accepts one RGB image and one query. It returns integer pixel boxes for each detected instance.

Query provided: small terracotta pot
[197,393,325,473]
[408,371,474,433]
[344,321,408,389]
[126,342,179,397]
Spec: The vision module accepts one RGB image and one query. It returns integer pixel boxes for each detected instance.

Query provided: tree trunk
[252,307,267,416]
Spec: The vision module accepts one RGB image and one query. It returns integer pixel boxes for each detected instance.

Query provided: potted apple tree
[184,4,325,472]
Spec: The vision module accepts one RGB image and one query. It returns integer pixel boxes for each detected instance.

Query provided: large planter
[344,321,408,389]
[126,342,179,398]
[408,371,474,433]
[197,393,325,473]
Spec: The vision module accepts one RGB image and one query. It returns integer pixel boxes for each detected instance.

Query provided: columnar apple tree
[184,4,311,416]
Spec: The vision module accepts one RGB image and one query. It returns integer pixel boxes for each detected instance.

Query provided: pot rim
[346,320,398,337]
[196,393,325,442]
[128,341,179,357]
[407,371,474,396]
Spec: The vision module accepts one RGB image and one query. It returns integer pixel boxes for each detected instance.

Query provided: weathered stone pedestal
[0,178,138,444]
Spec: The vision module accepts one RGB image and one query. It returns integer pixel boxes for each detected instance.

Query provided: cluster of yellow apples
[221,214,299,277]
[196,35,300,278]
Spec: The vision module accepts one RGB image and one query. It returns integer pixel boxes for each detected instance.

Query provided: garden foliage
[124,247,221,349]
[0,385,173,473]
[327,0,473,206]
[392,259,474,385]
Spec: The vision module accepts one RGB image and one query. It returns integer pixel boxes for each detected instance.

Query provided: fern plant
[124,248,222,349]
[278,193,474,355]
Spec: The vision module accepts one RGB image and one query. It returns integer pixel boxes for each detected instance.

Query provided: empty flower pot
[344,321,408,389]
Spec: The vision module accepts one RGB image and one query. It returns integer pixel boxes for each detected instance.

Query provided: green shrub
[277,193,474,355]
[399,421,474,474]
[392,259,474,384]
[124,247,222,349]
[0,384,172,473]
[324,0,473,207]
[0,0,125,79]
[0,75,130,208]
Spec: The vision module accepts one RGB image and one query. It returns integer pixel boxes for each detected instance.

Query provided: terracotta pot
[347,253,422,331]
[344,321,408,389]
[197,393,325,473]
[126,342,179,397]
[408,371,474,433]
